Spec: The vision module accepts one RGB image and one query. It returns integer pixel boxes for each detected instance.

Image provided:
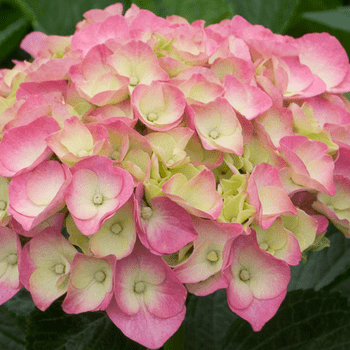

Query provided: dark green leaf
[0,303,27,350]
[163,325,185,350]
[3,288,36,316]
[26,297,145,350]
[302,6,350,32]
[9,0,131,35]
[0,11,30,62]
[5,0,38,24]
[130,0,233,25]
[223,0,301,33]
[0,1,23,30]
[222,289,350,350]
[182,289,239,350]
[295,0,342,12]
[288,227,350,291]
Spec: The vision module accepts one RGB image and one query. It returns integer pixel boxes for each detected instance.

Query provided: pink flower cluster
[1,2,350,348]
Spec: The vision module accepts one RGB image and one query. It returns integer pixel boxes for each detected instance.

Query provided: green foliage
[222,290,350,350]
[0,305,26,350]
[224,0,301,34]
[289,225,350,291]
[8,0,131,35]
[303,6,350,32]
[0,2,30,64]
[133,0,233,25]
[26,296,144,350]
[181,290,239,350]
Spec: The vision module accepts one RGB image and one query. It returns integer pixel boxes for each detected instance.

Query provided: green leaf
[8,0,131,35]
[294,0,342,12]
[302,6,350,32]
[182,289,239,350]
[223,0,301,33]
[288,227,350,291]
[131,0,233,25]
[0,303,27,350]
[0,288,34,349]
[26,297,145,350]
[3,288,36,316]
[0,16,28,45]
[222,289,350,350]
[163,325,185,350]
[0,2,30,62]
[0,1,22,30]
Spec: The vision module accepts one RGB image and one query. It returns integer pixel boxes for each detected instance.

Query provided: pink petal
[107,297,186,349]
[232,289,287,331]
[224,75,272,120]
[142,196,198,255]
[0,116,59,177]
[298,32,349,90]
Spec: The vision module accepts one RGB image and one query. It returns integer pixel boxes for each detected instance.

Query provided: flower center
[260,242,269,251]
[267,247,275,255]
[111,149,121,160]
[110,222,123,234]
[129,76,139,86]
[94,271,106,283]
[239,268,250,281]
[141,206,152,220]
[93,193,103,205]
[77,149,89,157]
[147,113,158,122]
[54,263,65,275]
[0,200,7,211]
[209,129,219,139]
[134,281,146,293]
[7,253,17,265]
[206,250,219,262]
[167,153,182,166]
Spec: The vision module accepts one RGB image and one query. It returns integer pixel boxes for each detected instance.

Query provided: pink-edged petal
[8,161,71,231]
[0,116,59,177]
[224,75,272,120]
[0,282,21,305]
[143,273,187,319]
[173,218,243,283]
[107,297,186,350]
[162,168,223,220]
[114,256,142,316]
[71,15,130,57]
[143,196,198,255]
[29,268,69,311]
[280,135,336,195]
[185,272,228,296]
[26,161,66,206]
[65,169,99,220]
[298,32,349,90]
[227,278,254,309]
[232,289,287,331]
[20,31,48,57]
[62,254,114,314]
[0,227,22,304]
[89,198,136,259]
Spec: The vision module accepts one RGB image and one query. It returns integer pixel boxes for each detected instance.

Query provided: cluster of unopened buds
[1,2,350,348]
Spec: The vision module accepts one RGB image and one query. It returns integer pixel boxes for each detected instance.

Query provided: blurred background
[1,0,350,68]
